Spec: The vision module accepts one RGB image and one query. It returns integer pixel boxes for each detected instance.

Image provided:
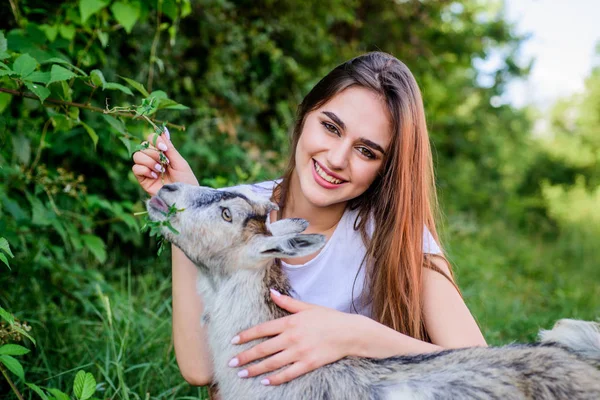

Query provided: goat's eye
[221,207,232,222]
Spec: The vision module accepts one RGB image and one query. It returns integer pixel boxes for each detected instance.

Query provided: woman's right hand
[131,128,199,196]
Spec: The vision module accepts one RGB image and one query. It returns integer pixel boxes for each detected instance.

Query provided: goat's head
[146,183,325,273]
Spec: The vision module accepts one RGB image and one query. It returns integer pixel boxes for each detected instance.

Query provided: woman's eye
[321,121,340,136]
[357,147,376,159]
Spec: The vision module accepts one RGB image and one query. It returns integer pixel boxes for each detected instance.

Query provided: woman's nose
[327,143,350,171]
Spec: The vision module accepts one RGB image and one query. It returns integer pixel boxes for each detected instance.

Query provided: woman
[132,51,487,390]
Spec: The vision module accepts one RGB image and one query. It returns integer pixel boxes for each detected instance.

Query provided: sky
[495,0,600,110]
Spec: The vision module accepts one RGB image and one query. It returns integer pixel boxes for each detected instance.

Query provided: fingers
[236,349,294,379]
[263,360,318,386]
[145,131,188,170]
[270,291,314,314]
[234,317,290,345]
[231,336,287,369]
[132,164,158,180]
[132,151,167,174]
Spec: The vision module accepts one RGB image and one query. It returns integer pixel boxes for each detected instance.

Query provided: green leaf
[80,122,99,149]
[0,91,10,112]
[27,192,53,226]
[0,51,10,60]
[0,344,29,356]
[80,0,109,24]
[58,24,76,41]
[47,388,70,400]
[25,81,51,104]
[0,70,16,77]
[82,235,107,263]
[27,71,51,84]
[111,1,141,34]
[39,24,59,42]
[27,383,50,400]
[13,54,37,78]
[0,31,7,52]
[0,253,9,269]
[73,370,96,400]
[118,136,134,155]
[0,237,14,258]
[48,64,78,85]
[97,31,109,47]
[103,82,133,95]
[90,69,106,87]
[119,76,149,97]
[0,355,25,380]
[41,58,86,76]
[12,325,36,345]
[102,114,128,135]
[0,307,14,325]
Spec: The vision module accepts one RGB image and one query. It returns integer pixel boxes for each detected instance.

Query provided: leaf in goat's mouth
[149,196,169,214]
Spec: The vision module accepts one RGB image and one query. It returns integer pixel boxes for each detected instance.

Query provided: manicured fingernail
[261,379,270,386]
[237,369,248,378]
[154,163,164,172]
[270,288,281,297]
[231,335,240,344]
[164,127,170,140]
[151,172,158,179]
[228,357,239,367]
[158,142,168,151]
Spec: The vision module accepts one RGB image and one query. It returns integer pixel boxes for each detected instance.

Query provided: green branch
[0,87,186,131]
[0,363,25,400]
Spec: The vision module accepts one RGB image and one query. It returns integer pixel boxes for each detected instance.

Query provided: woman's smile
[312,159,348,188]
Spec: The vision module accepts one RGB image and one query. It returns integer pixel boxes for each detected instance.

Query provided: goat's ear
[268,218,309,236]
[251,233,326,260]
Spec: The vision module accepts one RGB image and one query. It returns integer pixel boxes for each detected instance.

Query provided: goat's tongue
[149,196,169,214]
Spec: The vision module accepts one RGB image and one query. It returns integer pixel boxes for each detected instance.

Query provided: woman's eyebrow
[360,138,386,155]
[322,111,346,131]
[322,110,386,155]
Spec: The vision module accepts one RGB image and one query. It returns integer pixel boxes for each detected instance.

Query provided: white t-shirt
[230,180,442,318]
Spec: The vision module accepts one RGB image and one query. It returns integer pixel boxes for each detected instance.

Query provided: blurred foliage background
[0,0,598,399]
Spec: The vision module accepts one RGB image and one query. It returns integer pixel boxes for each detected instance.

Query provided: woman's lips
[312,159,347,189]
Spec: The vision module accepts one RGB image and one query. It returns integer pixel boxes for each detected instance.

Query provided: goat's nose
[162,184,179,192]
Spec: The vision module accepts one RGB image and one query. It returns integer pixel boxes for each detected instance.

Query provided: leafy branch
[139,203,184,256]
[0,87,185,132]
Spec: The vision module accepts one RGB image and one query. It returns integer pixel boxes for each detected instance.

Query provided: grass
[446,216,600,345]
[2,216,599,399]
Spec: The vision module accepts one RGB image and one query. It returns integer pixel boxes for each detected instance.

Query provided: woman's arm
[421,255,487,348]
[171,245,215,386]
[131,131,214,385]
[230,257,486,385]
[354,255,486,358]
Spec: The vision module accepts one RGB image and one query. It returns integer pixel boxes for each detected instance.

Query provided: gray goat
[146,183,600,400]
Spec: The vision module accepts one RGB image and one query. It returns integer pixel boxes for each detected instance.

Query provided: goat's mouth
[148,195,170,215]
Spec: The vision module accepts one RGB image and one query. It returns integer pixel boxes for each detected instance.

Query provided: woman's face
[294,86,392,209]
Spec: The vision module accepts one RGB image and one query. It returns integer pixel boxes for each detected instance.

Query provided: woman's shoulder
[344,209,442,255]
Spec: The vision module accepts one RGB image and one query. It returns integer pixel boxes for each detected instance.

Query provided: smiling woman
[132,51,487,396]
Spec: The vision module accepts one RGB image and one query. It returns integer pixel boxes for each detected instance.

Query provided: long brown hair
[273,51,457,341]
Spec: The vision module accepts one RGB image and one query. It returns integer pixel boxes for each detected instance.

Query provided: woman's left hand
[229,289,361,386]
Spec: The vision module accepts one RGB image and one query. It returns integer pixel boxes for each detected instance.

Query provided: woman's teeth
[314,161,344,184]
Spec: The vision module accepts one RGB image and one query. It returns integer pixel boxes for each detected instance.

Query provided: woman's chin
[302,183,348,208]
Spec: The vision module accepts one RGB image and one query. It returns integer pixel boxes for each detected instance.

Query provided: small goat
[147,183,600,400]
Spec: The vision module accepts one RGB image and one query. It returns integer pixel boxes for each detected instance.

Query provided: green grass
[447,217,600,345]
[2,217,599,399]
